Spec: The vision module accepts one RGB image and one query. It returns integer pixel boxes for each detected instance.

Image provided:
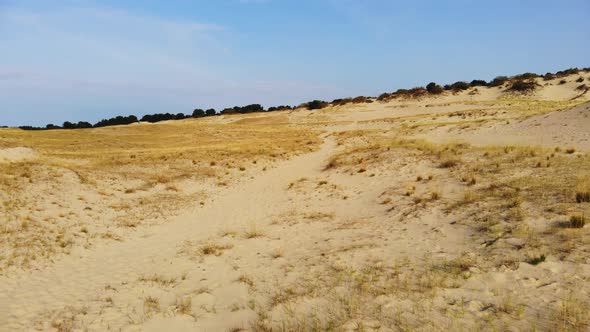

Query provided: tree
[306,100,328,110]
[192,109,205,117]
[469,80,488,87]
[63,121,75,129]
[449,81,470,91]
[94,115,138,127]
[46,124,60,129]
[205,108,216,116]
[76,121,93,128]
[426,82,443,94]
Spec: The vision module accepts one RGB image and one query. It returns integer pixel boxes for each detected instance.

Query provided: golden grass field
[1,72,590,331]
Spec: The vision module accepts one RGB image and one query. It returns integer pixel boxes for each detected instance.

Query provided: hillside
[1,70,590,331]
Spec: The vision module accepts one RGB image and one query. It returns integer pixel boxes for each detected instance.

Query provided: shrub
[439,160,458,168]
[576,77,584,83]
[527,254,546,265]
[559,79,567,85]
[352,96,368,103]
[305,100,328,110]
[576,192,590,203]
[426,82,444,94]
[46,124,61,129]
[239,104,264,113]
[94,115,139,127]
[555,68,579,77]
[543,73,556,81]
[469,79,488,87]
[192,109,205,117]
[569,215,586,228]
[377,92,391,101]
[449,81,470,91]
[508,80,537,93]
[76,121,93,129]
[267,105,292,112]
[395,87,427,98]
[513,72,539,80]
[576,84,588,91]
[140,113,176,123]
[331,98,352,106]
[205,108,216,116]
[489,76,509,87]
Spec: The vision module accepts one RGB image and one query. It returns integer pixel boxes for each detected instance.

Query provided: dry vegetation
[1,70,590,331]
[0,119,320,273]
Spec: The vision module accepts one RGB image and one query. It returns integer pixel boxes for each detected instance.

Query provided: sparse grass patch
[237,274,255,288]
[576,192,590,203]
[439,159,458,168]
[138,274,178,287]
[243,223,264,239]
[175,296,192,316]
[143,296,160,317]
[527,254,546,265]
[199,242,233,256]
[271,247,283,259]
[569,215,586,228]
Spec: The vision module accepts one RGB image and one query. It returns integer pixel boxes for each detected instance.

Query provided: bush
[543,73,556,81]
[94,115,138,127]
[439,160,458,168]
[140,113,176,123]
[577,84,588,91]
[46,124,61,130]
[449,81,470,91]
[331,98,352,106]
[394,87,427,98]
[527,254,546,265]
[508,80,537,92]
[576,77,584,83]
[305,100,328,110]
[352,96,368,103]
[469,79,488,87]
[513,72,539,80]
[240,104,264,113]
[576,192,590,203]
[76,121,93,129]
[377,92,392,101]
[205,108,216,116]
[192,109,205,117]
[267,105,292,112]
[559,79,567,85]
[426,82,444,94]
[555,68,579,77]
[489,76,509,87]
[570,215,586,228]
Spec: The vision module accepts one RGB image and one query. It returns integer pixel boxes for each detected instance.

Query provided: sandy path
[0,136,337,331]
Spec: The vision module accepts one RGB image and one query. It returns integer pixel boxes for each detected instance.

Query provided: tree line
[14,67,589,131]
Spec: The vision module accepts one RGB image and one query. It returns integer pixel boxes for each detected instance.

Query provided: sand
[1,71,590,331]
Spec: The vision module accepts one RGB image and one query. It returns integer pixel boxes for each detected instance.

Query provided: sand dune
[1,72,590,331]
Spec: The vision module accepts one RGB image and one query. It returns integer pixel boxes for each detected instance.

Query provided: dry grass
[243,223,265,239]
[0,119,320,272]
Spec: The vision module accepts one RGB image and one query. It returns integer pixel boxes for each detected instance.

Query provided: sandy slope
[423,101,590,151]
[0,136,337,331]
[1,72,590,331]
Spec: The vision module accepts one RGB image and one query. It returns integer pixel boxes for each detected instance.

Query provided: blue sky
[1,0,589,126]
